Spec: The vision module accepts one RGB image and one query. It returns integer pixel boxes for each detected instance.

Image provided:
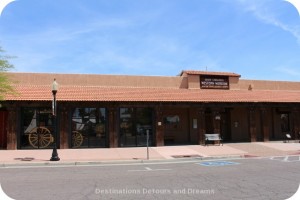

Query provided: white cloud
[230,0,300,43]
[275,66,300,77]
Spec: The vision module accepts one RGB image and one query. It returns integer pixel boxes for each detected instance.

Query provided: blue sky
[0,0,300,81]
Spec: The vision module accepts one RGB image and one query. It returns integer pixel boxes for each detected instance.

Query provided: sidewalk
[1,142,300,166]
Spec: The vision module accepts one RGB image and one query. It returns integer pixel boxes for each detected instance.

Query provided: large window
[20,108,55,149]
[119,108,153,147]
[71,108,107,148]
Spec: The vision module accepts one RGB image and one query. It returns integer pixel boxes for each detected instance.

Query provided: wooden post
[198,108,206,145]
[155,106,164,146]
[0,111,8,149]
[59,105,69,149]
[260,108,270,142]
[7,104,17,150]
[292,108,300,140]
[108,107,118,148]
[248,106,257,142]
[212,110,221,133]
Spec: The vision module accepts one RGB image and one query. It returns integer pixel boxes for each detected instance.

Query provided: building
[0,70,299,150]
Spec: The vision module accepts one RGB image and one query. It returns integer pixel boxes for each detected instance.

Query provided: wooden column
[212,110,221,133]
[0,110,8,149]
[155,106,164,146]
[59,105,69,149]
[108,107,118,148]
[260,108,270,142]
[198,108,206,145]
[292,108,300,140]
[248,106,257,142]
[7,104,17,150]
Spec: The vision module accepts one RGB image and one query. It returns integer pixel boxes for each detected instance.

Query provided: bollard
[146,130,149,160]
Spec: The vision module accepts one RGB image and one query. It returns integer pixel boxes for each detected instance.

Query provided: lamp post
[50,78,60,161]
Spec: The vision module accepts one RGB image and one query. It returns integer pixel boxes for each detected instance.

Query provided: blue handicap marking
[198,161,240,167]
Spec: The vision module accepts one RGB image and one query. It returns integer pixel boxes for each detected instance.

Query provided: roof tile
[4,85,300,103]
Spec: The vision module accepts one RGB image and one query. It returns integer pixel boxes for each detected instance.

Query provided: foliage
[0,47,15,100]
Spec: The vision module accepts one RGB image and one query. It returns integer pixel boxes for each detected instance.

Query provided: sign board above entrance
[200,75,229,89]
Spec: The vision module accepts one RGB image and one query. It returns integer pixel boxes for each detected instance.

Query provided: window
[20,108,55,149]
[71,108,107,148]
[164,115,180,129]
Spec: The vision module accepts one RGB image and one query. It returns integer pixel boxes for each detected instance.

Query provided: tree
[0,47,15,100]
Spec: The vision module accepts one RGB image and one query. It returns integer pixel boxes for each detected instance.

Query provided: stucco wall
[7,72,188,89]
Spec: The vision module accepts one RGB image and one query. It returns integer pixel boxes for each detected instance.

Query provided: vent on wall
[248,84,254,91]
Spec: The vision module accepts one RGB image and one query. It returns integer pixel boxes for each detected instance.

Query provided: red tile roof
[180,70,241,77]
[4,85,300,103]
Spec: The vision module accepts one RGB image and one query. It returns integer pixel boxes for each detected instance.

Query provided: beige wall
[7,72,188,89]
[7,71,300,91]
[187,75,200,89]
[237,80,300,91]
[229,77,240,90]
[183,73,300,91]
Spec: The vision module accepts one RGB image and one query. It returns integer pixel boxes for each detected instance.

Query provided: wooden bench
[205,133,223,146]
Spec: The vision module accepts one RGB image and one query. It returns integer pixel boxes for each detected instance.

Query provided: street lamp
[50,78,60,161]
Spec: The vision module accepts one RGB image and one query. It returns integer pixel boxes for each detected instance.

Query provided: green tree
[0,47,15,100]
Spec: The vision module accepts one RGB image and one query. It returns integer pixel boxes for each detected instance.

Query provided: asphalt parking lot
[0,157,299,200]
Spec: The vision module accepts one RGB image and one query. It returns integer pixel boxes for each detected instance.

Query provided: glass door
[136,108,153,146]
[71,108,107,148]
[119,108,153,147]
[120,108,135,146]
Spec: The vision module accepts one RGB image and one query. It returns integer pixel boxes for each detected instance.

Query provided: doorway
[163,108,189,145]
[119,107,153,147]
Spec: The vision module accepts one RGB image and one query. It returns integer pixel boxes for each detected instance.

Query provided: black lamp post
[50,78,60,161]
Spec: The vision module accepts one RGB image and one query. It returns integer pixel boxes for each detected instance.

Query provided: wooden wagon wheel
[72,131,83,148]
[29,127,53,148]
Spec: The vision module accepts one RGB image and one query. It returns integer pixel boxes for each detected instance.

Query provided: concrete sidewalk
[0,142,300,166]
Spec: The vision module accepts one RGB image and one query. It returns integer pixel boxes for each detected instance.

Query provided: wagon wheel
[72,131,83,148]
[29,127,53,148]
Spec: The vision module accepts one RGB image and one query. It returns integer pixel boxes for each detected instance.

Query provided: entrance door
[119,108,153,147]
[205,111,214,134]
[221,110,231,141]
[0,111,8,149]
[163,108,189,145]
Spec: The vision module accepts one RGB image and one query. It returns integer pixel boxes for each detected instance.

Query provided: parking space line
[284,156,289,162]
[269,155,300,162]
[128,167,172,172]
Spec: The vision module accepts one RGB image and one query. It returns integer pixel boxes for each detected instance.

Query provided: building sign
[200,75,229,89]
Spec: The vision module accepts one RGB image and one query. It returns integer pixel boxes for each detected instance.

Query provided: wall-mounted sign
[200,75,229,89]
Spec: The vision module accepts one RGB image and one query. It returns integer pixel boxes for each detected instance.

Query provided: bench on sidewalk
[205,133,223,146]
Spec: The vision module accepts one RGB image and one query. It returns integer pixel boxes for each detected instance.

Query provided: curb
[0,155,244,168]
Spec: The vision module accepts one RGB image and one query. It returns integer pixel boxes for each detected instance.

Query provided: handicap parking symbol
[198,161,240,167]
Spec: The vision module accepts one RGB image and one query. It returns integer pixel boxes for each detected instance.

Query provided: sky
[0,0,300,81]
